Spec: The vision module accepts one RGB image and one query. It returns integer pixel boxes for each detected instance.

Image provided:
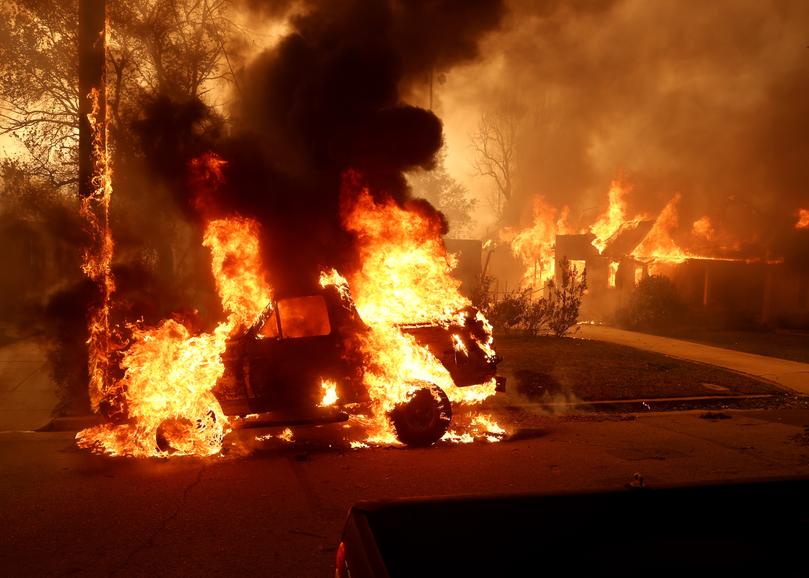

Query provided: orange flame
[511,197,571,286]
[338,176,500,444]
[632,193,690,265]
[77,217,272,456]
[342,185,468,325]
[80,88,116,411]
[692,216,715,240]
[319,379,339,407]
[590,180,632,253]
[608,261,619,288]
[203,217,272,330]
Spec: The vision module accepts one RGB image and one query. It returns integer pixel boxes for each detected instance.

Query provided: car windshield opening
[277,295,331,338]
[259,308,279,338]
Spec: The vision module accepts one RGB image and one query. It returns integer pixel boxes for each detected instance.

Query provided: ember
[797,209,809,230]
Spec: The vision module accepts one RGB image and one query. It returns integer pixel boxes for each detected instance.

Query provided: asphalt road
[3,407,809,577]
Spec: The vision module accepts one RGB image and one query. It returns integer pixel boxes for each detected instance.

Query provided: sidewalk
[0,339,56,431]
[576,325,809,395]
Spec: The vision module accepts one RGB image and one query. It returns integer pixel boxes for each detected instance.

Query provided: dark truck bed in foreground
[337,477,809,577]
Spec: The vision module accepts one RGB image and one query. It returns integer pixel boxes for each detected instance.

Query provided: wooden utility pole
[78,0,114,413]
[78,0,106,199]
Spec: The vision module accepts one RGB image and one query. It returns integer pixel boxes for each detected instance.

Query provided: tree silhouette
[0,0,236,190]
[408,151,477,236]
[471,104,520,222]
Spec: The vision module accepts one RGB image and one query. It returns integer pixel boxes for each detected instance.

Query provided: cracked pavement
[3,407,809,576]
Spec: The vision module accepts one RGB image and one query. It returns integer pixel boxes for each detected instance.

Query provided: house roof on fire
[602,220,656,258]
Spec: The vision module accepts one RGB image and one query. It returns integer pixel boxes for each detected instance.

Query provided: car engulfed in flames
[216,286,503,448]
[77,173,507,457]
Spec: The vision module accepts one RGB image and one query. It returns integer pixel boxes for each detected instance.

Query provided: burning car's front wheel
[389,383,452,447]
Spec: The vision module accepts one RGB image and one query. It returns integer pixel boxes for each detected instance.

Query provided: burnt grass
[495,334,787,405]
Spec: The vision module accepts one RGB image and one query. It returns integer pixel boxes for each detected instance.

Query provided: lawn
[494,334,783,403]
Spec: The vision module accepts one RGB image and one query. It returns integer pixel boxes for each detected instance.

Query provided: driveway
[576,325,809,395]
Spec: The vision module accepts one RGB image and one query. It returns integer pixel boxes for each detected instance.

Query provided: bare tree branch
[470,105,521,222]
[0,0,237,189]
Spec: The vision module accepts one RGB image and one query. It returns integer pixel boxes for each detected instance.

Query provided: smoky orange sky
[434,0,809,253]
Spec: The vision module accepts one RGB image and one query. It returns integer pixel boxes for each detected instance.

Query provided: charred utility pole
[79,0,106,199]
[78,0,115,412]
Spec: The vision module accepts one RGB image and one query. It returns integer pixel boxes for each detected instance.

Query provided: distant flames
[590,181,641,253]
[510,180,785,290]
[692,216,715,241]
[632,193,690,266]
[511,198,572,286]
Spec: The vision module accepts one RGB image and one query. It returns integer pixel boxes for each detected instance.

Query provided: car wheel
[390,383,452,447]
[155,410,218,454]
[155,416,195,453]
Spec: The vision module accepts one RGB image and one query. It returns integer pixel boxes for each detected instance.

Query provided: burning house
[553,221,653,320]
[553,227,809,325]
[494,180,809,326]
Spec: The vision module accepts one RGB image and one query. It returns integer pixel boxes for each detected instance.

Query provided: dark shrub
[543,259,587,337]
[616,274,686,330]
[487,288,531,333]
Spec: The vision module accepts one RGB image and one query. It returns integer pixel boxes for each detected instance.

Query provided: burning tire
[390,383,452,447]
[155,417,195,453]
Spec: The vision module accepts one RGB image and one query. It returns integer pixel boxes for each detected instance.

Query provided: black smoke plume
[139,0,505,295]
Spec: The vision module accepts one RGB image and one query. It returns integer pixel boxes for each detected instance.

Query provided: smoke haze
[438,0,809,261]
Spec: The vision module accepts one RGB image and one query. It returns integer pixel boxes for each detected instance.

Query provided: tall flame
[342,184,468,325]
[337,176,499,444]
[632,193,690,266]
[590,180,632,253]
[77,217,272,456]
[80,88,116,411]
[511,198,568,286]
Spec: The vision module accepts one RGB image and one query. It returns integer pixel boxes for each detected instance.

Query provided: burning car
[80,210,505,457]
[215,284,504,447]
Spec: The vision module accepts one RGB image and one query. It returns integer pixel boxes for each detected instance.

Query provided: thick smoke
[140,0,505,295]
[440,0,809,264]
